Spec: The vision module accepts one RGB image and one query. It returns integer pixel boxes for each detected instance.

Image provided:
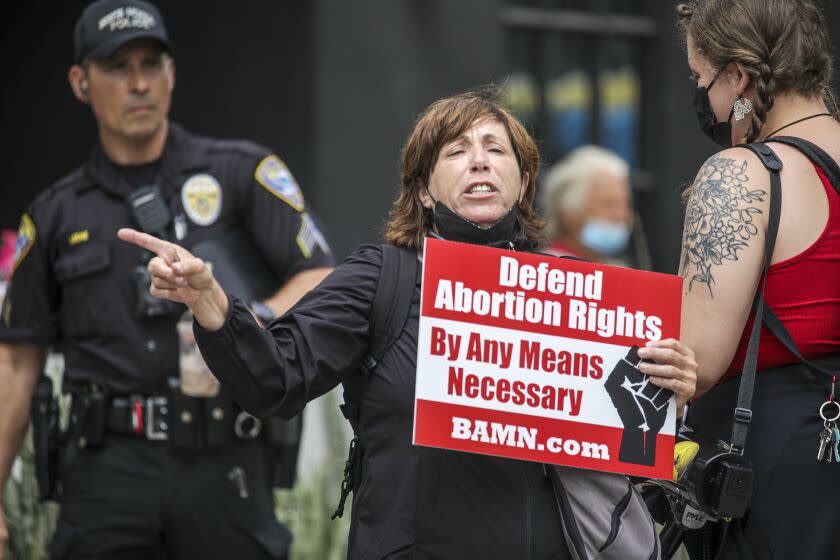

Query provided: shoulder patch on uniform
[12,214,36,272]
[255,155,305,212]
[296,212,331,258]
[181,174,223,226]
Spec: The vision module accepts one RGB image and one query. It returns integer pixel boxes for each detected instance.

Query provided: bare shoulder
[680,148,771,296]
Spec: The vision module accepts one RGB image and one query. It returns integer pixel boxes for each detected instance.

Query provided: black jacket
[195,244,570,559]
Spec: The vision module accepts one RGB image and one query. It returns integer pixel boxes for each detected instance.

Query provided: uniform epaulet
[27,166,87,215]
[205,137,271,161]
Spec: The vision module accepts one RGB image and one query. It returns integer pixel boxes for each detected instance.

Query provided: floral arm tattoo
[680,155,767,297]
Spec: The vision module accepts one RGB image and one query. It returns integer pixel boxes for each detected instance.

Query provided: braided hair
[676,0,836,142]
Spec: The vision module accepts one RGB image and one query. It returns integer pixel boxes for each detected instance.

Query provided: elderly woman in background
[541,145,647,268]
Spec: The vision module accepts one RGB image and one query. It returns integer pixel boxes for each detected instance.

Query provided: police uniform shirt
[0,122,332,394]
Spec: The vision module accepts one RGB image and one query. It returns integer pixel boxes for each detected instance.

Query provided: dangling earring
[733,96,753,121]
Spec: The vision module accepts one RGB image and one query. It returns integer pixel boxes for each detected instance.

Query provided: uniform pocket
[53,240,112,338]
[54,240,111,282]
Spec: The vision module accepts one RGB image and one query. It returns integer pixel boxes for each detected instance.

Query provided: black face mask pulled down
[694,71,736,148]
[431,200,520,247]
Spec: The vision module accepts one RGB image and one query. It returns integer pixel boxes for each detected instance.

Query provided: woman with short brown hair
[385,90,544,249]
[120,89,698,558]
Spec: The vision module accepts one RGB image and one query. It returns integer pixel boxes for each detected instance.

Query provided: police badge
[181,174,222,226]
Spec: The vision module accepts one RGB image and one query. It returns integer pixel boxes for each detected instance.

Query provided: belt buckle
[145,397,169,441]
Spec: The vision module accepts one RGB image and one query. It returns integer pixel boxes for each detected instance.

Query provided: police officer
[0,1,332,558]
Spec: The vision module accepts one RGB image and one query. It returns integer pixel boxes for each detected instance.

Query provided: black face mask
[430,197,520,246]
[694,70,736,148]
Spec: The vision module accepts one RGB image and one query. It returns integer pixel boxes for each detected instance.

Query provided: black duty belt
[100,394,263,443]
[108,395,170,440]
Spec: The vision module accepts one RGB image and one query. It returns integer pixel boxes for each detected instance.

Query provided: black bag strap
[360,244,419,377]
[761,304,834,388]
[339,244,418,434]
[728,142,783,453]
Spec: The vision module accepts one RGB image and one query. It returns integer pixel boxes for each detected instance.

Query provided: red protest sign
[412,238,682,479]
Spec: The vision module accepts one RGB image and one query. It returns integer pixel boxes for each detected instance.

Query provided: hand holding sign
[636,339,698,415]
[117,228,229,330]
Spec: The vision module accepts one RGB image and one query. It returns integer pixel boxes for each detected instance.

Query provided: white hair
[540,145,629,237]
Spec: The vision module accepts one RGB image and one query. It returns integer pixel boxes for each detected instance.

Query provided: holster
[74,389,107,448]
[263,414,302,489]
[30,375,61,501]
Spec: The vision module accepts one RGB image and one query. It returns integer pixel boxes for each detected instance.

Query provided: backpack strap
[362,245,419,375]
[339,244,418,434]
[332,243,418,519]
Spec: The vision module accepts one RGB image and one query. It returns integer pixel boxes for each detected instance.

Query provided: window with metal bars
[500,1,657,173]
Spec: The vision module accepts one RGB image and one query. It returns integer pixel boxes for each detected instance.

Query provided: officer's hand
[636,339,698,417]
[118,229,229,330]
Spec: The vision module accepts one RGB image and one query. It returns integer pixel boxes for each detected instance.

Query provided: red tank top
[723,165,840,380]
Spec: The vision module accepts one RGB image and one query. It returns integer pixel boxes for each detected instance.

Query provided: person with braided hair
[675,1,840,558]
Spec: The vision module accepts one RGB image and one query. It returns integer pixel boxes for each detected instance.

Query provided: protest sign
[413,238,682,479]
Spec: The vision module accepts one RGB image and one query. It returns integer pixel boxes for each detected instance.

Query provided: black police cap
[73,0,170,64]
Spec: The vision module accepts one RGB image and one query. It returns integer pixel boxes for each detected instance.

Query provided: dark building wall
[307,0,504,258]
[2,1,94,229]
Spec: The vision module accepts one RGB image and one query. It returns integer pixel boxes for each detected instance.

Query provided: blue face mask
[580,219,630,256]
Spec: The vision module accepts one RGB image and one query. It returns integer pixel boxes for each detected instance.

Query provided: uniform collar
[81,122,209,198]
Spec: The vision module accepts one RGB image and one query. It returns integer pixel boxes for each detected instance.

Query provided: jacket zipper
[523,463,534,560]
